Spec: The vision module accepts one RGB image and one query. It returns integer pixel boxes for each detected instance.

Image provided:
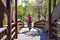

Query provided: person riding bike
[28,14,32,32]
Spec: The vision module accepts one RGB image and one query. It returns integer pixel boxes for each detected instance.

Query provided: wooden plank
[11,27,16,33]
[51,2,60,40]
[6,0,12,40]
[0,0,4,39]
[11,32,15,39]
[0,0,8,14]
[51,2,60,22]
[52,32,57,40]
[1,0,6,7]
[11,23,14,26]
[0,27,7,39]
[15,0,18,38]
[0,27,7,33]
[49,0,52,38]
[0,0,4,27]
[18,22,24,25]
[1,35,7,40]
[52,27,57,31]
[53,0,56,8]
[12,10,15,23]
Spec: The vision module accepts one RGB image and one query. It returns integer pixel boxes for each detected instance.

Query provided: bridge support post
[53,0,56,8]
[49,0,52,39]
[15,0,18,38]
[0,0,5,39]
[0,0,4,28]
[49,0,57,39]
[6,0,12,40]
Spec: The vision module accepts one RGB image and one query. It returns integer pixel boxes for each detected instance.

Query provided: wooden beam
[53,0,56,9]
[53,0,57,38]
[6,0,12,40]
[49,0,52,38]
[0,0,8,14]
[0,1,5,40]
[0,0,4,27]
[15,0,18,38]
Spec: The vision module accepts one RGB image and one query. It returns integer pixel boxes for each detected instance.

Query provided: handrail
[34,21,45,29]
[0,23,16,40]
[0,19,23,40]
[17,19,24,28]
[1,35,7,40]
[0,0,8,13]
[0,27,7,33]
[11,27,16,32]
[0,27,7,40]
[52,32,57,37]
[11,23,15,26]
[11,32,15,39]
[11,23,16,39]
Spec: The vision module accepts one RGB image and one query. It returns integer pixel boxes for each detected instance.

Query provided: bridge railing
[0,19,24,40]
[34,20,45,29]
[52,22,60,40]
[0,23,16,40]
[11,23,16,40]
[17,19,24,28]
[0,27,7,40]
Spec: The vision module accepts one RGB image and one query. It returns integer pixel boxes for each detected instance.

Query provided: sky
[17,0,35,6]
[18,0,22,5]
[17,0,22,6]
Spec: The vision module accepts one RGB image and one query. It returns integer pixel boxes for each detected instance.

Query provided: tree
[17,5,23,18]
[17,5,28,19]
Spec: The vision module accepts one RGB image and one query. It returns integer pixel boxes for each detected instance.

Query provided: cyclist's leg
[29,22,31,32]
[28,22,30,31]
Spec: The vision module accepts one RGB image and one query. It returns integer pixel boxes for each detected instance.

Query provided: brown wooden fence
[49,0,60,40]
[17,19,24,28]
[0,23,16,40]
[34,20,45,29]
[51,22,60,40]
[0,0,18,40]
[0,27,7,40]
[0,20,24,40]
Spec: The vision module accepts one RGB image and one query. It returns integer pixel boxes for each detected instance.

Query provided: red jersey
[28,16,32,22]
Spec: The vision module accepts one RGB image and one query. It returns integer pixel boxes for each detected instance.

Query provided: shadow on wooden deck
[37,28,50,40]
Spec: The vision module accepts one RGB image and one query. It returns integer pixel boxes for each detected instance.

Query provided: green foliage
[4,13,8,25]
[17,0,60,21]
[17,5,24,18]
[23,0,28,4]
[17,5,28,19]
[27,3,38,21]
[17,5,23,15]
[23,7,28,18]
[57,19,60,22]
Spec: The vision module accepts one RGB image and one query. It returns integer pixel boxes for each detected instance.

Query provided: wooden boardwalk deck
[14,27,50,40]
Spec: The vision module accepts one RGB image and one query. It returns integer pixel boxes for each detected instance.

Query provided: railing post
[0,0,4,28]
[53,0,56,9]
[53,0,57,40]
[0,0,4,39]
[49,0,52,39]
[6,0,12,40]
[15,0,18,38]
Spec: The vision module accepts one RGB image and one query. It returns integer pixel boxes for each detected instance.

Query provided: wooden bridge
[0,0,60,40]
